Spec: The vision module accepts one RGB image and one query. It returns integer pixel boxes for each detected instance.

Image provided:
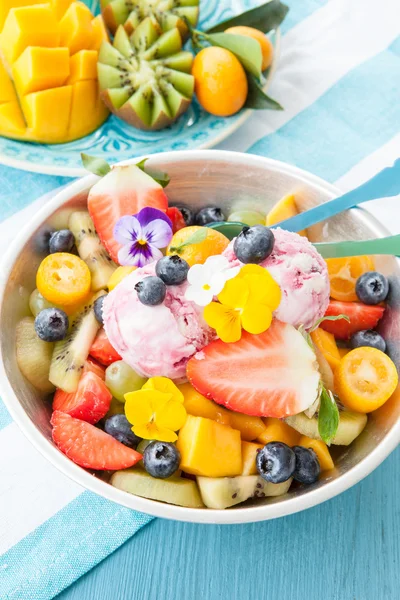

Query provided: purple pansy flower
[114,207,173,267]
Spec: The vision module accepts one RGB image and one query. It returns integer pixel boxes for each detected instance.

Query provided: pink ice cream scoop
[223,228,330,330]
[103,263,216,380]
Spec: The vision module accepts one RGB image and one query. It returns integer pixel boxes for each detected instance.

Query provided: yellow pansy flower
[124,377,187,442]
[203,264,281,343]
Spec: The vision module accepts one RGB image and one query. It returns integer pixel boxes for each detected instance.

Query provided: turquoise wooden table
[57,446,399,600]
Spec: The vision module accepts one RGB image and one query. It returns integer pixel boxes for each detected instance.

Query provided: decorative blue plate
[0,0,279,176]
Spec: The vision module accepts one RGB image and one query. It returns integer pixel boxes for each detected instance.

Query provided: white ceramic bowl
[1,150,399,524]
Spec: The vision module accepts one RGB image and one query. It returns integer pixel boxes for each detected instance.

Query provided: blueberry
[355,271,389,305]
[143,441,180,479]
[195,206,226,226]
[174,204,195,226]
[49,229,75,254]
[350,329,386,352]
[34,308,69,342]
[292,446,320,484]
[104,414,141,448]
[156,255,189,286]
[94,295,106,324]
[135,276,166,306]
[256,442,295,484]
[234,225,275,264]
[34,225,56,254]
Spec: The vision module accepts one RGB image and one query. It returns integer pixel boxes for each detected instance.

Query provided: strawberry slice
[51,411,142,470]
[89,328,121,366]
[87,164,168,263]
[187,320,320,418]
[83,357,106,380]
[53,371,111,424]
[321,300,385,340]
[166,207,186,233]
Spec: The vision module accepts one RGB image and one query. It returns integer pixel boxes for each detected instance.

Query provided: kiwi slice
[97,19,194,130]
[69,211,117,292]
[197,476,292,510]
[285,410,368,446]
[111,468,204,508]
[49,292,105,393]
[100,0,200,39]
[16,317,55,394]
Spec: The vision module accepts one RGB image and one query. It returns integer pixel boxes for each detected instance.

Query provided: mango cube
[0,5,60,65]
[310,328,341,370]
[257,417,300,446]
[241,441,263,476]
[180,382,266,441]
[176,415,242,478]
[12,47,69,95]
[0,0,44,31]
[66,50,98,84]
[298,436,334,471]
[266,194,306,236]
[59,2,94,55]
[23,85,72,142]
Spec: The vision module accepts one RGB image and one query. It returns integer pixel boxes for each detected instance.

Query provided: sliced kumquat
[36,252,91,306]
[336,347,398,413]
[326,256,374,302]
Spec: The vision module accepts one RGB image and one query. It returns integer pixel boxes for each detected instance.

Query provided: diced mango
[266,193,306,236]
[176,415,242,477]
[0,0,44,31]
[257,417,300,446]
[298,435,334,471]
[0,5,60,65]
[90,15,109,51]
[23,85,72,142]
[52,0,73,20]
[12,47,69,95]
[68,80,108,140]
[241,441,263,475]
[338,347,350,359]
[66,50,98,84]
[59,2,94,55]
[0,100,26,135]
[0,60,17,104]
[310,328,341,371]
[179,382,266,440]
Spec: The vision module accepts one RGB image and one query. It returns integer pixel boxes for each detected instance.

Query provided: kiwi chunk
[97,18,194,130]
[16,317,55,394]
[111,468,204,508]
[197,476,293,510]
[49,292,105,393]
[101,0,200,39]
[285,410,368,446]
[69,211,117,292]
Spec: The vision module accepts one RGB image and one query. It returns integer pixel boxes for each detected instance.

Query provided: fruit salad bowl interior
[0,150,399,524]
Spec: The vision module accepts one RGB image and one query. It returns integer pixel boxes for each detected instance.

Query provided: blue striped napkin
[1,0,399,598]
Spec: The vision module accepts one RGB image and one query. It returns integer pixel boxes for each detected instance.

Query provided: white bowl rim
[0,149,399,524]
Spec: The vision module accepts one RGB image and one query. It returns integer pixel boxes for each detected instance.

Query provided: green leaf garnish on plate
[318,387,340,445]
[206,0,289,34]
[245,74,283,110]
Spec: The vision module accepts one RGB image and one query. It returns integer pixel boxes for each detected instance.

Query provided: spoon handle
[315,234,400,259]
[272,159,400,233]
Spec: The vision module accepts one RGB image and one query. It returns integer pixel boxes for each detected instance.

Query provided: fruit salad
[15,159,399,510]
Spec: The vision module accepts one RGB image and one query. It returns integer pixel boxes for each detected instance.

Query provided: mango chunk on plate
[12,46,70,95]
[67,49,98,84]
[0,5,60,65]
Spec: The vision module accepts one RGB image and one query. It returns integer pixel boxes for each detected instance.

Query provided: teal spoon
[273,158,400,233]
[315,235,400,259]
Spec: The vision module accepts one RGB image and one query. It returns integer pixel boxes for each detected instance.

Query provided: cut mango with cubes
[176,415,242,478]
[0,1,109,143]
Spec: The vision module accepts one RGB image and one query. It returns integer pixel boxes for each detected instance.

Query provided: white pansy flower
[185,255,240,307]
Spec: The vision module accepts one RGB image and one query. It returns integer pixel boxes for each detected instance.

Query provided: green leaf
[81,153,111,177]
[245,74,283,110]
[136,158,170,188]
[205,32,262,78]
[170,228,208,254]
[207,0,289,34]
[318,387,339,445]
[309,314,350,333]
